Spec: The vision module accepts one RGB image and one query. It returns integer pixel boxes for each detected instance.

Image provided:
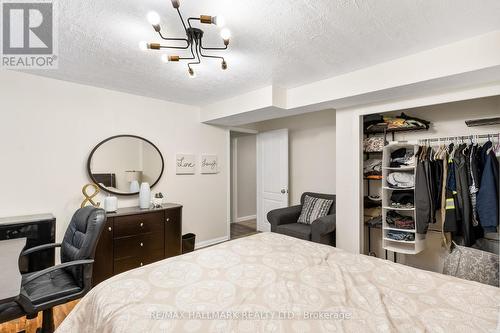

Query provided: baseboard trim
[235,215,257,223]
[195,235,229,250]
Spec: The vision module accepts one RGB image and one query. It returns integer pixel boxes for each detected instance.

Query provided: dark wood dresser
[92,204,182,286]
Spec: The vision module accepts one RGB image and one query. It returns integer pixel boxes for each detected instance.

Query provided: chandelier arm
[187,17,200,27]
[200,39,228,51]
[158,45,191,50]
[179,42,196,60]
[199,46,225,61]
[176,8,189,30]
[187,40,201,69]
[158,31,190,46]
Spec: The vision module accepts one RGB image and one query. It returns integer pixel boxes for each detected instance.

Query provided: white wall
[232,134,257,220]
[0,70,228,246]
[252,109,336,205]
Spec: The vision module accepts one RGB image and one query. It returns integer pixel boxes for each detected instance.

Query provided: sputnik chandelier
[140,0,231,78]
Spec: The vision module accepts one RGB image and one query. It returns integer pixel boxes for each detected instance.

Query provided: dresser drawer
[113,211,163,238]
[114,234,164,260]
[164,208,180,224]
[113,251,164,275]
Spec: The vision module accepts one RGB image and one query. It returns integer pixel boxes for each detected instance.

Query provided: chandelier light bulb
[161,54,169,63]
[220,28,231,40]
[212,15,225,27]
[171,0,180,9]
[147,11,161,25]
[139,41,149,51]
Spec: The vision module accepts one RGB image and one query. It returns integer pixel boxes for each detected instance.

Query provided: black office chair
[10,206,106,333]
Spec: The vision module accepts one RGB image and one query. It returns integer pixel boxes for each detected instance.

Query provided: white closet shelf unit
[382,141,426,255]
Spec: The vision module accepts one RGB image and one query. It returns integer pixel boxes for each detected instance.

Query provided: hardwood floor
[0,300,78,333]
[230,219,259,240]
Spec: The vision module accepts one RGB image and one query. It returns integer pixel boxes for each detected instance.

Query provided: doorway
[230,131,258,239]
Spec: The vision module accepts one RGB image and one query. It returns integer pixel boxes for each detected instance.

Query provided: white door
[257,129,289,232]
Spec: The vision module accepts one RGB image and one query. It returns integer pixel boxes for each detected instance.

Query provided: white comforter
[57,232,500,332]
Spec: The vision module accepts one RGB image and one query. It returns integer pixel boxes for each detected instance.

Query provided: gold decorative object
[81,183,101,208]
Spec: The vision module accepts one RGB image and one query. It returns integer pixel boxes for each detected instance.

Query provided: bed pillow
[297,195,333,225]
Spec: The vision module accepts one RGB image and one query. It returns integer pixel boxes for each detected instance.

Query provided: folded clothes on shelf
[386,230,415,241]
[366,215,382,227]
[364,159,382,176]
[365,113,430,132]
[390,148,415,168]
[364,207,382,221]
[390,190,414,208]
[386,211,415,229]
[387,172,415,188]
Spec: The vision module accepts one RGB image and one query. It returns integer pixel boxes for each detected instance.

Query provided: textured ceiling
[30,0,500,105]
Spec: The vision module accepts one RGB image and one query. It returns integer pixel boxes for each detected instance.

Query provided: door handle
[281,189,286,194]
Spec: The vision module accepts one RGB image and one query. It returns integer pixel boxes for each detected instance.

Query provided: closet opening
[361,95,500,274]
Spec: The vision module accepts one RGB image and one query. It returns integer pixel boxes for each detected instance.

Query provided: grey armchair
[267,192,336,246]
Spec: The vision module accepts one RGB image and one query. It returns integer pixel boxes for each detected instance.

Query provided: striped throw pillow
[297,195,333,225]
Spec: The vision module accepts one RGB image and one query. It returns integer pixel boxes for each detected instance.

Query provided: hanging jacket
[424,147,436,223]
[437,147,451,248]
[477,148,499,233]
[415,146,432,233]
[454,144,475,247]
[444,145,459,233]
[467,144,480,226]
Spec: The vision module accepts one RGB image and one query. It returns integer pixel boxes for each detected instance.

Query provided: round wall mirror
[87,135,164,196]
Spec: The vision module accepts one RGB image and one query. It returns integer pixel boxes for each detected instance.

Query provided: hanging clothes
[417,138,499,249]
[477,143,499,233]
[415,146,432,233]
[436,145,452,248]
[467,144,480,226]
[444,143,460,234]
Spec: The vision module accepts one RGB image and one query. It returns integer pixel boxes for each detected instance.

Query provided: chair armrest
[311,214,336,242]
[21,243,61,257]
[22,259,94,285]
[267,205,302,231]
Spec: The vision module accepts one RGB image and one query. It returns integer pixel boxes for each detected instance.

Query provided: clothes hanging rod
[417,133,500,143]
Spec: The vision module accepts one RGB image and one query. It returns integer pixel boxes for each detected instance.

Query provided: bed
[56,232,500,332]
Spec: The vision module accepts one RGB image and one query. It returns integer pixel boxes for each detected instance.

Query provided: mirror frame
[87,134,165,196]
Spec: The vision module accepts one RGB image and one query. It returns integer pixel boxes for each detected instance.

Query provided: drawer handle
[140,262,143,266]
[140,242,144,247]
[140,222,144,227]
[166,218,170,222]
[108,227,112,232]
